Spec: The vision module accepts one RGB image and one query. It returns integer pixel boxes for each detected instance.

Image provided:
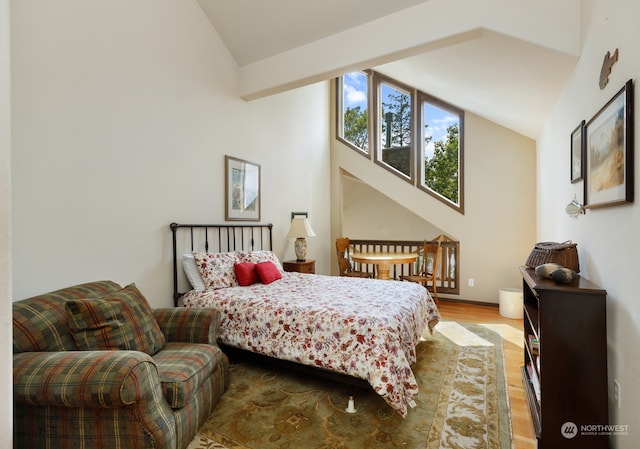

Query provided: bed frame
[170,222,371,390]
[170,222,274,306]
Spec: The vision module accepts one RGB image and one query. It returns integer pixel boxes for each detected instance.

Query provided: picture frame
[225,155,261,221]
[584,79,634,209]
[571,120,585,183]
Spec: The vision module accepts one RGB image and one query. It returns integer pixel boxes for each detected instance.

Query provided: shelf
[519,265,608,449]
[521,366,541,438]
[524,336,540,378]
[523,302,539,338]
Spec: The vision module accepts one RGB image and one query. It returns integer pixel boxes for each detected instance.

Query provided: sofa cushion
[12,280,123,353]
[153,342,226,409]
[66,283,166,355]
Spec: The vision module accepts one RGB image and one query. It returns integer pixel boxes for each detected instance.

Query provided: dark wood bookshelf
[519,266,609,449]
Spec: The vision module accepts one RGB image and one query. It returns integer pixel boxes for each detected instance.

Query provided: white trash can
[499,288,523,319]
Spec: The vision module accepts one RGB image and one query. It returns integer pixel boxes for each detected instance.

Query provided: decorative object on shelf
[225,155,261,221]
[287,212,316,261]
[534,262,578,283]
[585,79,634,209]
[565,197,585,217]
[534,263,563,279]
[525,241,580,273]
[571,120,585,183]
[599,48,619,89]
[549,266,578,284]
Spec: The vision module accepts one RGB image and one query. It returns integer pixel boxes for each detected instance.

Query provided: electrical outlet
[468,278,475,287]
[614,380,621,409]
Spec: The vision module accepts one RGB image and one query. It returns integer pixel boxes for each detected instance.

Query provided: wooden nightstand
[282,259,315,274]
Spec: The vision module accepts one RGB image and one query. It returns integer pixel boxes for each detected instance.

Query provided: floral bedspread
[182,273,440,417]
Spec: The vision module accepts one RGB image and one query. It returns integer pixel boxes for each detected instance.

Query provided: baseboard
[438,297,499,308]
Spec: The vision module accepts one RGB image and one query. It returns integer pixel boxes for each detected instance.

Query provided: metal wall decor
[599,48,619,89]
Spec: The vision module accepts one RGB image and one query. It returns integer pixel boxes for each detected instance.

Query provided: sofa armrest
[153,307,221,344]
[14,350,158,408]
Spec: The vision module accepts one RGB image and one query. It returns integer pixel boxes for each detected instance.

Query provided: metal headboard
[170,222,274,306]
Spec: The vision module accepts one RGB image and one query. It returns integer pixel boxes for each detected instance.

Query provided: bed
[170,223,441,417]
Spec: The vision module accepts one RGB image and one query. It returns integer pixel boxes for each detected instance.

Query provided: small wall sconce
[565,198,585,217]
[287,212,316,261]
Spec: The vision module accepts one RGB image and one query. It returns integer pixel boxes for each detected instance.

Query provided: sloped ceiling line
[197,0,582,139]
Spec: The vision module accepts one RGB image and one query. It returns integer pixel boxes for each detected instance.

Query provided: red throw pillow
[256,261,282,284]
[234,262,258,286]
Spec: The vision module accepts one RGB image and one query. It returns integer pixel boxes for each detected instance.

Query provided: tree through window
[379,80,412,178]
[420,96,463,210]
[339,71,369,154]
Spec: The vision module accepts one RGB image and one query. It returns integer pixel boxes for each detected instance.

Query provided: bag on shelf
[525,241,580,273]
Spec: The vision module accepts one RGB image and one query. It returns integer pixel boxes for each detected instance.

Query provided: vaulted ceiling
[197,0,583,139]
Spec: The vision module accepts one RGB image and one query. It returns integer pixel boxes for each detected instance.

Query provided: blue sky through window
[343,72,367,111]
[423,103,459,159]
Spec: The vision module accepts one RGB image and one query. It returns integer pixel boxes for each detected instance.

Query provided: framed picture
[225,155,261,221]
[584,79,634,209]
[571,120,585,183]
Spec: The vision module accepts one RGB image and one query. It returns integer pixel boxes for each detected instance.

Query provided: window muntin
[338,71,369,154]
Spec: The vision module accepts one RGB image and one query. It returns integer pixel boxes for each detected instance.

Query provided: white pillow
[182,254,206,291]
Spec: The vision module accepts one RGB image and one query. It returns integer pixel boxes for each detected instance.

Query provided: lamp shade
[287,217,316,238]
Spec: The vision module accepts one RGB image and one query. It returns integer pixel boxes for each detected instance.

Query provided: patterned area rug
[187,322,513,449]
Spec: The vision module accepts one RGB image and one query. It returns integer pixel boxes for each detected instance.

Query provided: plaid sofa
[13,280,230,449]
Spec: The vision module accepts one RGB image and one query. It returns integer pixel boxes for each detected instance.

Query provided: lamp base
[294,237,307,262]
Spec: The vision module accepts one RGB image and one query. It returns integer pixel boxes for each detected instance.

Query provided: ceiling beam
[236,0,582,101]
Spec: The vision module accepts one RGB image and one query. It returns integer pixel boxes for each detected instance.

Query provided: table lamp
[287,217,316,261]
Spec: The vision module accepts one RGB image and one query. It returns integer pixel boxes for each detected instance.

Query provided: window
[377,77,412,179]
[337,71,369,154]
[337,70,464,214]
[418,93,464,212]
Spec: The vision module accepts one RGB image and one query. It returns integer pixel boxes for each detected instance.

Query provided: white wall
[537,0,639,446]
[332,110,537,303]
[342,173,444,240]
[10,0,331,305]
[1,0,13,445]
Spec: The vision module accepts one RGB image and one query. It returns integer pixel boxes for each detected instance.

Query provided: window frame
[336,70,372,159]
[373,72,415,183]
[416,91,465,214]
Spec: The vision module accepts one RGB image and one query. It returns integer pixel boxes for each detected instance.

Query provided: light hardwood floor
[437,299,537,449]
